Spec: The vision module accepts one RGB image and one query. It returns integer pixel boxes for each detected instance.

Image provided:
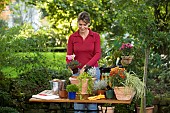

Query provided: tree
[0,0,10,13]
[114,0,169,112]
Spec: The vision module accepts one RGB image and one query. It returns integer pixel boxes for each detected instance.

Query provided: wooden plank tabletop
[29,90,132,104]
[29,98,132,104]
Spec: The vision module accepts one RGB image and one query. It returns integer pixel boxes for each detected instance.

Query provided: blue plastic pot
[68,92,76,99]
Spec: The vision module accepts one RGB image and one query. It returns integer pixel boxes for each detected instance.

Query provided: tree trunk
[140,47,150,113]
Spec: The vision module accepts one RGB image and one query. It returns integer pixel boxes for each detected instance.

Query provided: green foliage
[114,99,136,113]
[0,19,8,35]
[137,90,154,107]
[12,67,67,98]
[66,84,79,92]
[0,107,19,113]
[157,68,170,91]
[66,60,80,69]
[0,0,11,13]
[0,24,69,78]
[78,72,94,94]
[27,0,170,69]
[0,91,12,106]
[125,72,144,99]
[148,67,170,95]
[145,90,154,107]
[0,72,11,91]
[93,80,107,90]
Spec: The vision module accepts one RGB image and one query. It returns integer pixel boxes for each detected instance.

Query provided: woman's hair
[77,11,90,24]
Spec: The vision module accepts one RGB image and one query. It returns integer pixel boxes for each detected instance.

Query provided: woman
[66,11,101,113]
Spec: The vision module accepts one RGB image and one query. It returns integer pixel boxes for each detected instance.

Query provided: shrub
[0,107,19,113]
[12,68,60,97]
[0,91,12,106]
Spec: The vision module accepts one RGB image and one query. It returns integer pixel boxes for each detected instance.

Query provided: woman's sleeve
[66,36,74,63]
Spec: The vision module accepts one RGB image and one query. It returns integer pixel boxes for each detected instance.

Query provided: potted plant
[119,43,134,66]
[77,72,95,95]
[109,66,144,100]
[66,55,81,74]
[69,66,97,93]
[136,90,154,113]
[93,80,108,95]
[98,103,115,113]
[105,85,114,99]
[66,84,79,99]
[85,65,97,78]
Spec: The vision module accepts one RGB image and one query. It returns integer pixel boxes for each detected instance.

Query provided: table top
[29,98,132,104]
[29,90,132,104]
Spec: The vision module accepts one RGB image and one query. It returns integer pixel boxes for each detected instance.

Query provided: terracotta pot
[136,106,154,113]
[114,86,136,100]
[69,77,96,94]
[98,106,115,113]
[76,94,89,100]
[121,56,133,66]
[69,77,88,94]
[97,89,105,95]
[69,76,79,84]
[59,90,68,98]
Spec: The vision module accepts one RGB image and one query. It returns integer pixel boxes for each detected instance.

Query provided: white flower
[87,67,96,77]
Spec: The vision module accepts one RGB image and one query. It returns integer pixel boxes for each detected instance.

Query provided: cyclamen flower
[66,55,75,61]
[119,43,133,56]
[120,43,133,50]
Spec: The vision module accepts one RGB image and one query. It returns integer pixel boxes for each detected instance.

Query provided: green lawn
[2,52,66,78]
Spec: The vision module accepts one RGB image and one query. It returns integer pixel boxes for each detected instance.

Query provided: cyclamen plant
[66,55,75,61]
[66,55,80,74]
[119,43,133,56]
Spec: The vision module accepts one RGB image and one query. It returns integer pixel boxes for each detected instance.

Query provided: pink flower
[119,43,133,56]
[66,55,75,61]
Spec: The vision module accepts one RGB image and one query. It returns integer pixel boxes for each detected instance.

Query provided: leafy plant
[93,80,108,90]
[86,66,97,78]
[109,67,144,99]
[0,91,12,107]
[0,107,19,113]
[66,84,79,92]
[109,66,126,87]
[145,90,154,107]
[12,68,59,98]
[77,72,94,94]
[125,71,144,99]
[66,60,80,69]
[137,90,154,107]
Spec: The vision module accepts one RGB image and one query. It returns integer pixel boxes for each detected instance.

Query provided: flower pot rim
[69,76,96,80]
[137,106,154,109]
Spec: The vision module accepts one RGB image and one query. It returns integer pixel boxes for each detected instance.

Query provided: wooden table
[29,90,133,113]
[29,97,132,104]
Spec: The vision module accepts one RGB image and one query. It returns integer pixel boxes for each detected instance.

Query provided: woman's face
[78,20,89,33]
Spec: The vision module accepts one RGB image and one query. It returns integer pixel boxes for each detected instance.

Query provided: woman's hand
[80,65,86,74]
